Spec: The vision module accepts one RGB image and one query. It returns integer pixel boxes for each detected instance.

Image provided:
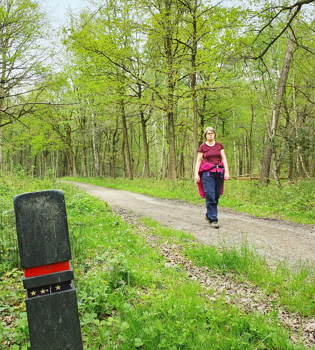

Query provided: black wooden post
[13,190,83,350]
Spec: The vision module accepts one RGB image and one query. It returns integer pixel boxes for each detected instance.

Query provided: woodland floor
[69,181,315,267]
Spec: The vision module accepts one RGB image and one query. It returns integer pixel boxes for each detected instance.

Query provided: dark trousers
[201,171,224,222]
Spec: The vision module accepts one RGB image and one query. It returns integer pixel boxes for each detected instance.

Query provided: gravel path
[68,181,315,266]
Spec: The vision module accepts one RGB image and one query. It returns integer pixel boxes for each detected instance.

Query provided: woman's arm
[220,149,230,181]
[195,152,203,183]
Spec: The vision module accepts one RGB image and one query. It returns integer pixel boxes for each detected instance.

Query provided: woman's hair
[204,127,216,140]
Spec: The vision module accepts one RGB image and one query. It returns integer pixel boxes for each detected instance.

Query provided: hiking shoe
[205,215,210,223]
[210,221,219,229]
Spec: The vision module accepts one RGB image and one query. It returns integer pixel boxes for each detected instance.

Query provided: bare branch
[253,5,301,60]
[251,0,315,59]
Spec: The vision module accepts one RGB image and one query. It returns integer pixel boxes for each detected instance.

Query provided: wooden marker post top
[14,190,71,268]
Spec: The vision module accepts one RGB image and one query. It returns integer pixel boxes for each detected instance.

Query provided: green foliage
[0,268,29,348]
[1,0,315,184]
[0,0,50,130]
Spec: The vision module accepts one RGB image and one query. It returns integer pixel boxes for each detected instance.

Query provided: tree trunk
[300,155,311,180]
[0,23,7,173]
[288,145,294,180]
[199,93,207,146]
[122,138,126,178]
[55,150,59,178]
[283,101,294,181]
[239,142,243,176]
[154,120,157,178]
[112,116,120,178]
[51,150,55,176]
[72,140,77,177]
[160,115,165,180]
[244,136,248,175]
[272,152,281,187]
[167,107,177,180]
[137,82,150,178]
[81,115,88,177]
[33,155,37,177]
[140,110,150,177]
[166,70,177,179]
[0,118,2,172]
[65,127,73,176]
[232,112,237,177]
[249,105,254,180]
[191,6,199,169]
[260,31,295,184]
[164,2,177,180]
[178,131,186,178]
[119,92,133,180]
[0,72,5,171]
[39,153,42,177]
[91,112,99,176]
[111,133,116,179]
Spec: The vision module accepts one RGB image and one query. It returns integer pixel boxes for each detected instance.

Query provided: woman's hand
[220,149,230,181]
[195,152,203,183]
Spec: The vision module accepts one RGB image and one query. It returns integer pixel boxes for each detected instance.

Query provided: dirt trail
[69,181,315,266]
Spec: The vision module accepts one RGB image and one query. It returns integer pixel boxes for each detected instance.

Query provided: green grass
[0,174,314,349]
[185,239,315,317]
[141,217,315,317]
[62,176,315,225]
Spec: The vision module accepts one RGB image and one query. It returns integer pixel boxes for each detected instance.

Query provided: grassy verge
[0,174,313,349]
[62,176,315,225]
[140,218,315,318]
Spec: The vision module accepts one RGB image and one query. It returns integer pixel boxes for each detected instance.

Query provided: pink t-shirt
[198,142,224,165]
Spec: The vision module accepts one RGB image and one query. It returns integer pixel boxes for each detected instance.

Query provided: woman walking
[195,127,229,228]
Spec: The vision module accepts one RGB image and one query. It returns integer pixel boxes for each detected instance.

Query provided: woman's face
[206,130,215,140]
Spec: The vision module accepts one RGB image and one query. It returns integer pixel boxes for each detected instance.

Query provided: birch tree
[260,30,295,183]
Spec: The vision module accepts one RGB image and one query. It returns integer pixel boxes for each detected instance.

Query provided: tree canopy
[1,0,315,183]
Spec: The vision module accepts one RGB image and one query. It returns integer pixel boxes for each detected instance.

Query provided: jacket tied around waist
[197,160,225,199]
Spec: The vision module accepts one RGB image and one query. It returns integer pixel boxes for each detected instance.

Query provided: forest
[0,0,315,183]
[2,2,315,348]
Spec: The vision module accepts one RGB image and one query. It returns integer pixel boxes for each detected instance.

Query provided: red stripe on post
[24,261,70,278]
